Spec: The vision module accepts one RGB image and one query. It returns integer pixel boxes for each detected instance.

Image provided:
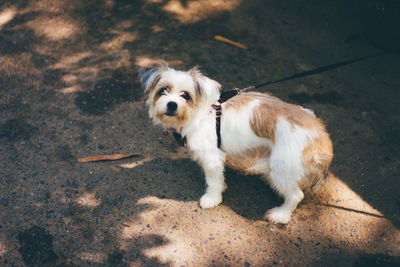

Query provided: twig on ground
[77,153,139,163]
[214,35,248,49]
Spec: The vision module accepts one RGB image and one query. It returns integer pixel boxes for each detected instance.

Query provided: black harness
[172,88,241,149]
[211,88,241,148]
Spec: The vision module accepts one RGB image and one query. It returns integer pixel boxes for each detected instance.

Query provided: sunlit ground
[0,7,17,29]
[117,161,399,265]
[0,241,6,257]
[0,0,399,266]
[162,0,240,23]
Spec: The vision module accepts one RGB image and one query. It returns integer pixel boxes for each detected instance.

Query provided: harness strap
[172,131,186,147]
[211,103,222,148]
[212,88,241,149]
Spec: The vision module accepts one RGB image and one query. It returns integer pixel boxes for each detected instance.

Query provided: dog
[140,63,333,224]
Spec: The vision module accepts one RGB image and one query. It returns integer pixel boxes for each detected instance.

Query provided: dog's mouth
[164,111,176,117]
[156,109,187,126]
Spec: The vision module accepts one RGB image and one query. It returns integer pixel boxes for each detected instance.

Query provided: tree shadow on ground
[1,0,400,265]
[74,70,141,115]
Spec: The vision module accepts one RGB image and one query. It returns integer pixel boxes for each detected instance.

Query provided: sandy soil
[0,0,399,266]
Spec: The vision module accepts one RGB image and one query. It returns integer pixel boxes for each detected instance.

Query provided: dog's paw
[199,193,222,209]
[264,207,291,224]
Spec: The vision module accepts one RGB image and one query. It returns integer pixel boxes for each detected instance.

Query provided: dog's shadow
[223,168,282,220]
[120,157,281,222]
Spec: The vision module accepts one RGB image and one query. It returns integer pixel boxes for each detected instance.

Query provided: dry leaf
[77,153,138,163]
[214,35,248,49]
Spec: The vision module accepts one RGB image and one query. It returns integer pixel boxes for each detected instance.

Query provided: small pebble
[361,111,367,121]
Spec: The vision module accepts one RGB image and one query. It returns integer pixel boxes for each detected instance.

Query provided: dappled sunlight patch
[76,192,101,208]
[58,85,84,94]
[26,15,82,41]
[152,25,165,33]
[61,74,79,85]
[104,0,116,8]
[300,174,399,255]
[53,189,69,204]
[79,251,106,263]
[23,0,85,13]
[121,196,259,265]
[89,48,133,70]
[71,67,100,82]
[62,216,73,225]
[115,20,134,30]
[99,30,138,50]
[143,236,196,265]
[315,174,384,217]
[26,0,72,13]
[120,197,199,265]
[50,52,93,70]
[162,0,240,23]
[135,56,183,68]
[145,0,165,4]
[50,51,100,88]
[0,7,17,29]
[0,241,6,257]
[33,202,43,207]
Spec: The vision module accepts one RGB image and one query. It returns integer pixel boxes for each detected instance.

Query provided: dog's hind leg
[263,150,305,223]
[262,117,313,223]
[247,156,304,223]
[264,183,304,224]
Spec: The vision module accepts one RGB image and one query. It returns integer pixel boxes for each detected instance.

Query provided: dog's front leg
[195,151,227,209]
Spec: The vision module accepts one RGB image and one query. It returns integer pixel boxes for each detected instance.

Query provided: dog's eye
[157,87,168,96]
[181,92,191,101]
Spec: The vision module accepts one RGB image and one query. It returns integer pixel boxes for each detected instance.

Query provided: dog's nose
[167,101,177,112]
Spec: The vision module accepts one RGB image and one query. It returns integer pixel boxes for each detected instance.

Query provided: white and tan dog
[140,64,333,224]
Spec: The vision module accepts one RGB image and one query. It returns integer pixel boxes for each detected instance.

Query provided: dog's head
[139,63,221,129]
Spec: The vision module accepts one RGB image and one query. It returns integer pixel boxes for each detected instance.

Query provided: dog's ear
[139,67,159,92]
[190,66,221,102]
[139,63,168,92]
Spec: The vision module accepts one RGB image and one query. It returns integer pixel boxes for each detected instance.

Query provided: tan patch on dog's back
[225,92,320,143]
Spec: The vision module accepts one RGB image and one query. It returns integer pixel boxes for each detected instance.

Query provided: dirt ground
[0,0,399,266]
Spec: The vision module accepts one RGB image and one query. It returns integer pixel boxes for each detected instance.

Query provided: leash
[240,53,381,92]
